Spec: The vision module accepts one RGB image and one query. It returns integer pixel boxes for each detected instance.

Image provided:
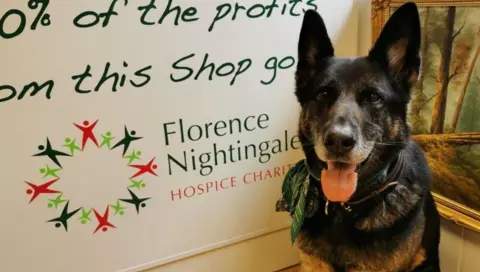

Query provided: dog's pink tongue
[321,162,358,202]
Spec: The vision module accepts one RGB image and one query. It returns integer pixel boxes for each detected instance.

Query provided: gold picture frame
[372,0,480,233]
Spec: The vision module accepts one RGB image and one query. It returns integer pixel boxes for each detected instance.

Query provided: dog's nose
[324,126,356,155]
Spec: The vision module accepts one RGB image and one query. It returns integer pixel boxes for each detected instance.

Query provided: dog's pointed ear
[368,2,421,86]
[296,10,334,83]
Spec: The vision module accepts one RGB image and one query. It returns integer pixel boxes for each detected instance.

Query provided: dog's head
[295,3,420,200]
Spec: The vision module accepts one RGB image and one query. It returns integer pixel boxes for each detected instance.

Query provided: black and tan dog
[290,2,441,271]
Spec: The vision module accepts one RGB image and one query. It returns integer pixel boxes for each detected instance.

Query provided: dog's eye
[363,91,382,104]
[316,88,334,101]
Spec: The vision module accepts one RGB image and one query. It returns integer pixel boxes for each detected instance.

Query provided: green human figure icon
[63,137,82,156]
[40,165,61,179]
[48,193,67,209]
[79,208,93,224]
[123,149,142,164]
[100,131,115,149]
[110,200,125,216]
[129,179,146,190]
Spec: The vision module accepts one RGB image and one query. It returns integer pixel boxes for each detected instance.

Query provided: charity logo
[24,120,158,234]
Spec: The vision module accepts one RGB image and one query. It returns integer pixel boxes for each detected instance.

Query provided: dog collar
[275,151,405,244]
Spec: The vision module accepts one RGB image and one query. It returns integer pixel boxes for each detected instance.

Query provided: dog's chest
[298,246,426,272]
[297,203,425,271]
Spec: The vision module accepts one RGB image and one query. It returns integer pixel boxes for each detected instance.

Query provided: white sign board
[0,0,357,271]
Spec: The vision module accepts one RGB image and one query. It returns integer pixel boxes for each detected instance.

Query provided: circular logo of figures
[24,119,158,234]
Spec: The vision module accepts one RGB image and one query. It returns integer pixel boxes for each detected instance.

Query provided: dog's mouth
[321,161,358,203]
[320,157,370,203]
[312,133,375,202]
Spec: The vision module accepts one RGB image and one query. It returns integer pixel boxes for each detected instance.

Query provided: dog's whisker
[373,142,405,146]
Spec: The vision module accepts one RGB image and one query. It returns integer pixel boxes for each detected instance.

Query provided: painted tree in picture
[405,6,480,211]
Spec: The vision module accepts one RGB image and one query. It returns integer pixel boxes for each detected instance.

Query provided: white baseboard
[117,223,299,272]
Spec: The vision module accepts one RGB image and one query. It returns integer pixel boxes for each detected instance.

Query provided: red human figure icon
[74,120,99,150]
[129,157,158,179]
[93,205,116,234]
[25,178,60,203]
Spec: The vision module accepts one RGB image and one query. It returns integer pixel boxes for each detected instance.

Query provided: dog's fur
[293,3,441,271]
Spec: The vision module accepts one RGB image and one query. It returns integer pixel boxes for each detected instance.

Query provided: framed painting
[372,0,480,232]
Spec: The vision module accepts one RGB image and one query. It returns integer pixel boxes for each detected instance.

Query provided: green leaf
[290,177,310,244]
[290,177,303,208]
[288,162,308,208]
[277,160,306,213]
[281,160,303,195]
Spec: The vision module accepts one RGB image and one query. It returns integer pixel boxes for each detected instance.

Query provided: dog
[291,2,441,271]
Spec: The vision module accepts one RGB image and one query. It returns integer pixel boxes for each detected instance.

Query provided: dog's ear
[296,10,334,86]
[368,2,421,87]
